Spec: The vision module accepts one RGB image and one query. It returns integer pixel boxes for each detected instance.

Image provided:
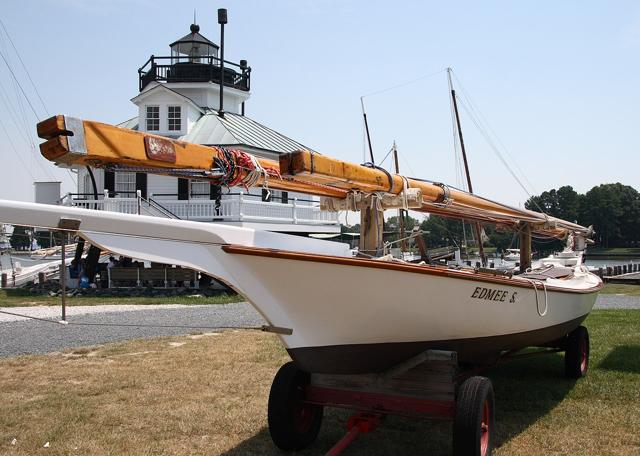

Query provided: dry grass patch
[0,311,639,455]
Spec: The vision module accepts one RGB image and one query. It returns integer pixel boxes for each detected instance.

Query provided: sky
[0,0,638,208]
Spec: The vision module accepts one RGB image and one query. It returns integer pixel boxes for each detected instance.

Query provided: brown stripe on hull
[287,314,588,374]
[222,245,603,295]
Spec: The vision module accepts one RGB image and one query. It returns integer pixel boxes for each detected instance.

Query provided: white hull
[0,200,602,373]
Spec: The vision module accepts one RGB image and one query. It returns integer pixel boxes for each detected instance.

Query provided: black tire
[453,376,494,456]
[565,325,589,379]
[267,361,323,451]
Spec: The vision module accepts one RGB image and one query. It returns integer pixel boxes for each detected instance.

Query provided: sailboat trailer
[0,114,601,455]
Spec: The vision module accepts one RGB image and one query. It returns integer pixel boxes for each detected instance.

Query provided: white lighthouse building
[69,22,339,234]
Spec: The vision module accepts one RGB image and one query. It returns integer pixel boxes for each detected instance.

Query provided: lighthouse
[72,14,338,234]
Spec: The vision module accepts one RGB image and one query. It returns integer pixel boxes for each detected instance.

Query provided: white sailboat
[0,113,602,455]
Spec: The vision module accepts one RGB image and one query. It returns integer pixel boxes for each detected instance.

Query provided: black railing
[138,55,251,92]
[145,197,181,220]
[150,192,319,204]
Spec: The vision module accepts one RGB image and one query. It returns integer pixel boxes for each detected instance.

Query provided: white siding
[148,175,177,199]
[77,167,104,196]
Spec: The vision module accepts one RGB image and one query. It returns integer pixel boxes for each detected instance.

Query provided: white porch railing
[62,191,339,226]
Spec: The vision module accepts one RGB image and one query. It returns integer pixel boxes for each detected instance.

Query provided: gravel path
[593,294,640,309]
[0,302,264,358]
[0,295,637,358]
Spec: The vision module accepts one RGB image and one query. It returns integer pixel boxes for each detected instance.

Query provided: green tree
[581,183,640,248]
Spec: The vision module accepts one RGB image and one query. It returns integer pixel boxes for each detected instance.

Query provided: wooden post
[414,233,429,262]
[60,231,66,321]
[359,195,384,257]
[519,222,532,273]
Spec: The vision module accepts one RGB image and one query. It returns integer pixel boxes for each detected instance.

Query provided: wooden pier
[595,263,640,284]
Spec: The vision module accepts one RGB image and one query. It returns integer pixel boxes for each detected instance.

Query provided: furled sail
[37,115,589,239]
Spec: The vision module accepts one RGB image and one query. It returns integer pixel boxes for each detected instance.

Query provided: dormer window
[168,106,182,131]
[146,106,159,131]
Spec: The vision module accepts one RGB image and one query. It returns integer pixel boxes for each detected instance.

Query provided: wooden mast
[519,222,532,273]
[447,68,486,266]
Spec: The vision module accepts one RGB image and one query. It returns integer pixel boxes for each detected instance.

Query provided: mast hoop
[432,182,453,207]
[362,162,395,193]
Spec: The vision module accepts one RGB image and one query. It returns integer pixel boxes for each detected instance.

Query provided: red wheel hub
[293,386,315,433]
[580,337,588,374]
[480,400,490,456]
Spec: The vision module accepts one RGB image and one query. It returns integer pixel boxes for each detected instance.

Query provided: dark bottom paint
[287,315,588,374]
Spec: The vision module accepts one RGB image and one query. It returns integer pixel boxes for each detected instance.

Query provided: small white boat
[503,248,520,262]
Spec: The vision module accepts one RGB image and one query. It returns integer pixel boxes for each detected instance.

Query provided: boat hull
[221,246,601,373]
[288,314,587,373]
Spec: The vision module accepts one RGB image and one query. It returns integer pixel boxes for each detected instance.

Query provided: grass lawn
[0,310,638,455]
[0,288,244,307]
[601,283,640,296]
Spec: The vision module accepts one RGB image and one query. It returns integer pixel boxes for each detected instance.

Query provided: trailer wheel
[565,325,589,379]
[453,376,494,456]
[268,361,323,451]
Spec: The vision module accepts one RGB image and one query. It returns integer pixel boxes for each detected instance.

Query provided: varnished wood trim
[221,245,603,295]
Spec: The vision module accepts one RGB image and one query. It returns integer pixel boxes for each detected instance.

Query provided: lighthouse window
[115,171,136,196]
[146,106,159,131]
[168,106,182,131]
[189,180,209,199]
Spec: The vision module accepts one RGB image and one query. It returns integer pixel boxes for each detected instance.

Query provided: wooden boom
[37,115,589,239]
[37,115,347,199]
[280,150,588,238]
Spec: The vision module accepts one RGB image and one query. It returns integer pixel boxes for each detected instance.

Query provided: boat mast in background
[392,142,407,251]
[447,68,487,266]
[360,97,376,164]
